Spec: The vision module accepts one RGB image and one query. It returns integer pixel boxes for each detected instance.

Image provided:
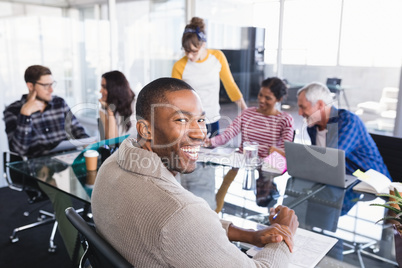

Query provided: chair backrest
[3,151,46,203]
[326,78,342,93]
[3,151,24,191]
[370,133,402,182]
[65,207,134,268]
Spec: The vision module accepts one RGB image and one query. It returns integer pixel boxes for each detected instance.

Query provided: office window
[340,0,402,67]
[115,0,185,93]
[252,1,280,65]
[281,0,341,66]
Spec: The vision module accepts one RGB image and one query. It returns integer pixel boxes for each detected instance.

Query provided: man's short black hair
[136,77,195,121]
[24,65,52,83]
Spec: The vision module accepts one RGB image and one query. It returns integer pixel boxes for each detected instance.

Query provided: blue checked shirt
[4,95,89,158]
[307,107,391,180]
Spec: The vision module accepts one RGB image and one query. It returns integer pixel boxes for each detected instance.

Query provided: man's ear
[317,99,326,110]
[27,82,34,93]
[137,119,152,141]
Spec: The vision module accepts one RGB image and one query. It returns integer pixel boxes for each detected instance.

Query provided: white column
[276,0,284,78]
[185,0,195,23]
[393,67,402,138]
[108,0,118,70]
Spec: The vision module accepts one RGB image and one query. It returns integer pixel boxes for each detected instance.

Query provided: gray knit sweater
[92,138,290,267]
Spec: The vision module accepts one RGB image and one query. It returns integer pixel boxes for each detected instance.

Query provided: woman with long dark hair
[99,71,136,139]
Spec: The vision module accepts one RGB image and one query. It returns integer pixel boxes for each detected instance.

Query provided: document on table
[197,147,244,168]
[49,136,98,153]
[246,228,337,268]
[223,214,338,268]
[52,151,82,165]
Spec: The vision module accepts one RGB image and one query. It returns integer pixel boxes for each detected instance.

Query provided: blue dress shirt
[307,106,391,180]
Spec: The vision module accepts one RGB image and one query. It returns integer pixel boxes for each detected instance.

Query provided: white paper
[49,136,98,153]
[197,147,244,168]
[246,228,338,268]
[52,151,81,165]
[222,215,337,268]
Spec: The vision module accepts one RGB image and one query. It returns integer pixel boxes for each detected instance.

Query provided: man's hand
[269,205,299,235]
[227,205,298,252]
[20,91,45,116]
[250,223,294,251]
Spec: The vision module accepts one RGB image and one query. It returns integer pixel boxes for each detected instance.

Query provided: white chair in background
[357,87,399,118]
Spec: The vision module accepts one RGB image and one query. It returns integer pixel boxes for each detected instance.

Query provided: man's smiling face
[150,89,207,174]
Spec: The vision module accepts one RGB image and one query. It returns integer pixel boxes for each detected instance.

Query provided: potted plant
[370,187,402,266]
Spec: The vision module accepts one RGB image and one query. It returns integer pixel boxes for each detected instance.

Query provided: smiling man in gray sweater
[92,77,299,267]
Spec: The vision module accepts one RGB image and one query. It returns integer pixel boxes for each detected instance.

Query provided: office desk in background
[7,149,398,267]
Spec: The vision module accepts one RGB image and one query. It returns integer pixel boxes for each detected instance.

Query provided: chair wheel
[10,236,19,243]
[48,246,57,253]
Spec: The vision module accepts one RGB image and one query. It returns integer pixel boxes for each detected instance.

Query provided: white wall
[274,65,401,108]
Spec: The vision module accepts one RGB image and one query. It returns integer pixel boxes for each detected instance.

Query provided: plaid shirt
[307,106,391,179]
[4,95,89,158]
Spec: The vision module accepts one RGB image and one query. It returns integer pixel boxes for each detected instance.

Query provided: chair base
[343,241,398,268]
[10,209,58,253]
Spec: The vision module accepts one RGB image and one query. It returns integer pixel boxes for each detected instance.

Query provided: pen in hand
[273,210,280,220]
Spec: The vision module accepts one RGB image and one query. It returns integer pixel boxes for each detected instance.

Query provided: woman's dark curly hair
[261,77,288,101]
[102,71,135,132]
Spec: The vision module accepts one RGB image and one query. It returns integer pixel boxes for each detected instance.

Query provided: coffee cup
[84,150,99,171]
[86,170,97,187]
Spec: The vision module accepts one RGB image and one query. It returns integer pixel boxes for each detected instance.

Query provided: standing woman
[172,17,247,137]
[99,70,137,139]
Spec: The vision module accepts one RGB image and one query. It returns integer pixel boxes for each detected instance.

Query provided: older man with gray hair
[297,82,391,179]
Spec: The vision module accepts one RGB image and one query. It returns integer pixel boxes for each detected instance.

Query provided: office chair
[370,133,402,182]
[65,207,134,268]
[326,77,350,109]
[3,151,58,252]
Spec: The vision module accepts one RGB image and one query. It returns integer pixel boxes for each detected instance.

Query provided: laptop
[285,142,358,188]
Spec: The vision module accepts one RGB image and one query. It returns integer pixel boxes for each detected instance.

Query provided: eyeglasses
[35,81,57,90]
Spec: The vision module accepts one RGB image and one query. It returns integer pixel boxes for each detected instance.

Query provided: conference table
[7,147,398,267]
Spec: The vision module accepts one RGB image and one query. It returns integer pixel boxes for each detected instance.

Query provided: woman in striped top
[206,77,294,157]
[205,77,294,213]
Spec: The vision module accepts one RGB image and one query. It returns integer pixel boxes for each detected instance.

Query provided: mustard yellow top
[172,49,242,123]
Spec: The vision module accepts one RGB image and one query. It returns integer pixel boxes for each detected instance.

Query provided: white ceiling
[0,0,109,8]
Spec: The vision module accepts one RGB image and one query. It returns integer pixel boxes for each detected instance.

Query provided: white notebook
[223,215,338,268]
[352,169,402,194]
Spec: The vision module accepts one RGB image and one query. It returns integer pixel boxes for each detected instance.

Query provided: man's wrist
[20,108,31,116]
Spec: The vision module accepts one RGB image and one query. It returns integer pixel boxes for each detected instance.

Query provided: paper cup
[86,170,97,187]
[84,150,99,171]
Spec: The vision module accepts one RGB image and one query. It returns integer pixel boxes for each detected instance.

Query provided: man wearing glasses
[3,65,89,157]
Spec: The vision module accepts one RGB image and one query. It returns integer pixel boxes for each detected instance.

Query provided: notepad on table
[261,151,287,174]
[352,169,402,194]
